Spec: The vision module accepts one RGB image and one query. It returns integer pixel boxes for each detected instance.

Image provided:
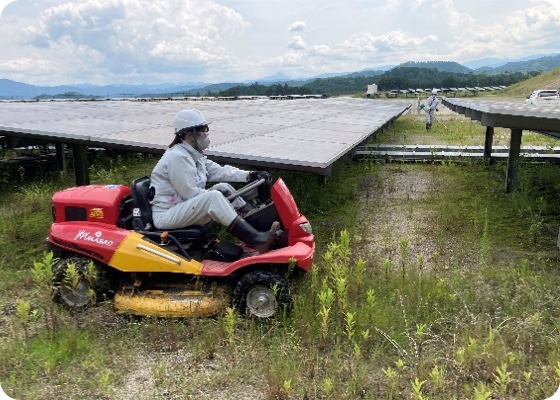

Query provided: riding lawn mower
[47,177,315,318]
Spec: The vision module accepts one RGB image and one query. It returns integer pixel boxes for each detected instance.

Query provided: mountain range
[1,53,559,99]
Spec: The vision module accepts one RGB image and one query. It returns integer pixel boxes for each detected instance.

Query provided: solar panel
[0,97,411,173]
[442,97,560,135]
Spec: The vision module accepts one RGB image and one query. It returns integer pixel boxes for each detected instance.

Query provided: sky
[0,0,559,86]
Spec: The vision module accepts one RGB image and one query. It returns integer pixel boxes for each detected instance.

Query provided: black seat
[130,176,215,241]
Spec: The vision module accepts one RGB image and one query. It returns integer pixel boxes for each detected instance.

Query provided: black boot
[227,216,280,253]
[426,122,430,130]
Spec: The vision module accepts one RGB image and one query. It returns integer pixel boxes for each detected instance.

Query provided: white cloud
[310,45,332,56]
[0,57,56,73]
[445,2,560,60]
[411,0,428,9]
[434,0,476,28]
[287,21,306,32]
[341,31,437,53]
[545,0,560,12]
[0,0,559,85]
[288,35,306,50]
[18,0,249,79]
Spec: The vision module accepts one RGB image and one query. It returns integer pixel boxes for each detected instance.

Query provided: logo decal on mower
[89,208,104,219]
[74,230,114,247]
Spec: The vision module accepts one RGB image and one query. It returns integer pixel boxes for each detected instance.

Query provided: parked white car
[525,89,560,105]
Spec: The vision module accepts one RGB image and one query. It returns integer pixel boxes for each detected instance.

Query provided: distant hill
[339,69,385,78]
[180,82,243,96]
[3,53,560,99]
[309,72,353,79]
[209,66,534,97]
[463,57,512,70]
[0,79,79,99]
[254,72,292,83]
[188,69,387,94]
[463,54,554,70]
[0,79,208,99]
[395,61,471,74]
[501,67,560,97]
[477,54,560,73]
[308,68,388,80]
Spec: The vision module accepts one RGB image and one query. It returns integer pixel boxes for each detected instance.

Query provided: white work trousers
[152,183,246,230]
[425,110,435,124]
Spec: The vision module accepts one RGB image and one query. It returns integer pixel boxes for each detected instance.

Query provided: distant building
[366,84,378,98]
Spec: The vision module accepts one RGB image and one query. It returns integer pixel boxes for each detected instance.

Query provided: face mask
[196,136,211,151]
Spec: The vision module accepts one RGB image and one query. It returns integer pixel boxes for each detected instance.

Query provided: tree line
[375,67,539,91]
[213,67,540,97]
[217,83,314,97]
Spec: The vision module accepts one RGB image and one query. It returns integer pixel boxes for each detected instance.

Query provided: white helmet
[173,109,211,131]
[432,89,438,94]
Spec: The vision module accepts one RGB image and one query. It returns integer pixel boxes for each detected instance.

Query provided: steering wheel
[226,178,267,202]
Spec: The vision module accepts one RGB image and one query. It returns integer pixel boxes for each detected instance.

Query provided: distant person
[425,89,439,130]
[149,108,279,253]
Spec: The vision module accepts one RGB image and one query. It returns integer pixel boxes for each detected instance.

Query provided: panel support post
[71,144,90,186]
[55,142,66,172]
[505,128,522,193]
[483,126,494,164]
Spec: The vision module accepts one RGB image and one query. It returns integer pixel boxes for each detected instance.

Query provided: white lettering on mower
[74,230,114,247]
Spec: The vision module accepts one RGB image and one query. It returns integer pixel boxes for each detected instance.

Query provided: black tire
[232,270,291,318]
[52,256,112,309]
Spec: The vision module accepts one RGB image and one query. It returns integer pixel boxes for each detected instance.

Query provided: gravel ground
[353,163,475,270]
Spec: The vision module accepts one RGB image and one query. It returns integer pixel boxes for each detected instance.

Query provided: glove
[249,170,272,183]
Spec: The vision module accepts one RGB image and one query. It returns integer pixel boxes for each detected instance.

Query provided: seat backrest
[131,176,155,230]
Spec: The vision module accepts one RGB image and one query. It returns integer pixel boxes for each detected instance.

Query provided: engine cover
[52,184,131,225]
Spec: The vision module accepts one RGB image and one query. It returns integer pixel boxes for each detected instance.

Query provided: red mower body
[47,177,314,318]
[48,178,315,276]
[52,184,131,226]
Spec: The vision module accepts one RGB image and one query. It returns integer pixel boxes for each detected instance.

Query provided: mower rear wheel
[232,270,290,318]
[52,256,111,309]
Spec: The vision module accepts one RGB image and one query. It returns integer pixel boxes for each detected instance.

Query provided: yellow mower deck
[114,288,228,317]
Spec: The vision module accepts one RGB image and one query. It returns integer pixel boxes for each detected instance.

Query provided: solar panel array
[442,98,560,136]
[0,98,411,173]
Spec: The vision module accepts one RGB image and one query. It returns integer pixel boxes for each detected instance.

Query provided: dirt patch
[111,347,266,400]
[353,163,467,269]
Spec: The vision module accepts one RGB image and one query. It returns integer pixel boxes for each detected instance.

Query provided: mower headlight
[299,222,312,234]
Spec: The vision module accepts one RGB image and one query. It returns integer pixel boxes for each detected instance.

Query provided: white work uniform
[150,141,249,230]
[425,95,439,124]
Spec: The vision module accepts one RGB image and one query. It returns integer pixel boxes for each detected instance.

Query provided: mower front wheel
[52,256,111,309]
[232,270,290,318]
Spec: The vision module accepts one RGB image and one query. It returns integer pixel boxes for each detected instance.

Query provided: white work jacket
[426,95,439,113]
[150,142,248,212]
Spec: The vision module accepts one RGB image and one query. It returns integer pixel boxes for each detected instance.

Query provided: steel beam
[506,128,522,193]
[71,145,89,186]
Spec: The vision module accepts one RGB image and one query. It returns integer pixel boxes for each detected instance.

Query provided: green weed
[1,127,560,399]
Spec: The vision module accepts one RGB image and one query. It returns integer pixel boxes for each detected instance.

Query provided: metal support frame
[505,128,522,193]
[71,144,90,186]
[442,98,560,193]
[483,126,494,164]
[55,143,66,172]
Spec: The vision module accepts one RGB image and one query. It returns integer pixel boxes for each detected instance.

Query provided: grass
[1,115,560,399]
[373,113,560,148]
[501,67,560,97]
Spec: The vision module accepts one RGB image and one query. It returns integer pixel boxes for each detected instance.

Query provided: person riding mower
[47,112,315,319]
